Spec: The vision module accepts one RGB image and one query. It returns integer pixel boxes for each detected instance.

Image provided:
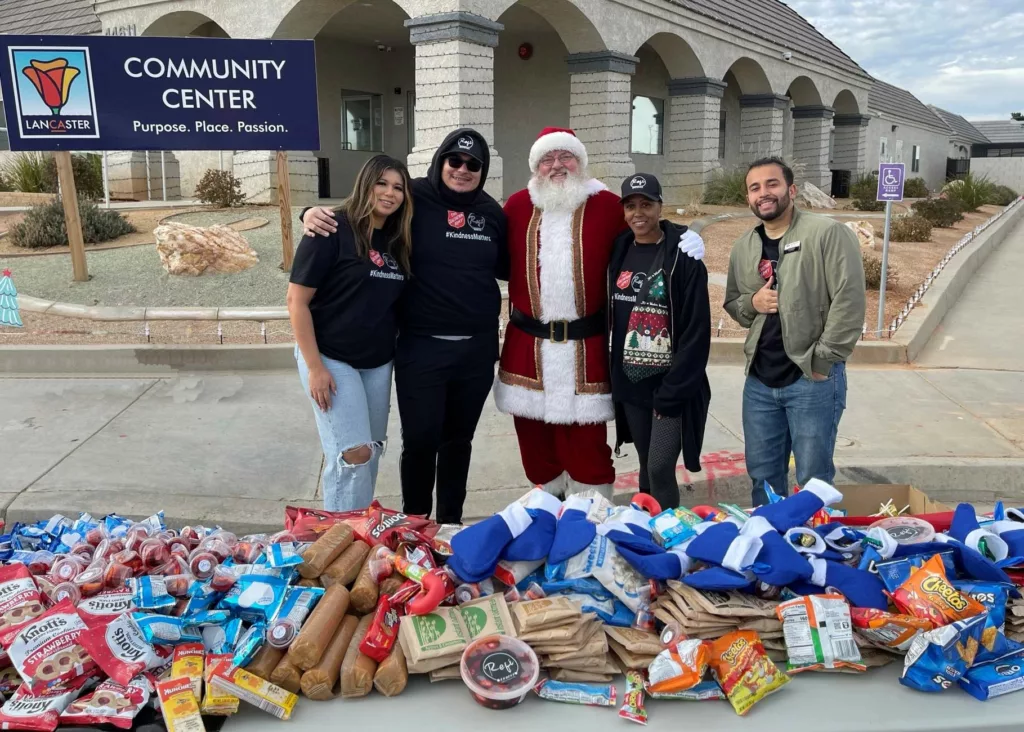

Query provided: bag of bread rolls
[322,541,371,589]
[301,615,359,701]
[379,575,405,597]
[299,523,355,579]
[349,555,380,614]
[297,577,322,588]
[270,657,302,694]
[340,615,377,698]
[244,644,284,680]
[287,584,350,670]
[372,642,408,698]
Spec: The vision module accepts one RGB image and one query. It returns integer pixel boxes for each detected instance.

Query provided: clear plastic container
[460,635,539,710]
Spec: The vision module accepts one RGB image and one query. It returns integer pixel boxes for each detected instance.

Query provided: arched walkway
[720,57,783,166]
[832,89,870,182]
[142,11,227,37]
[785,76,833,189]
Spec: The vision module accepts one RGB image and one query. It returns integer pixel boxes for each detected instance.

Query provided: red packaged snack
[78,613,161,686]
[189,550,218,580]
[0,677,91,732]
[140,539,170,569]
[110,551,143,577]
[75,588,136,629]
[164,575,191,598]
[359,508,435,549]
[0,565,45,636]
[850,607,932,652]
[72,567,105,598]
[60,677,151,730]
[359,595,400,663]
[284,504,374,541]
[0,600,95,693]
[708,631,789,716]
[890,554,986,626]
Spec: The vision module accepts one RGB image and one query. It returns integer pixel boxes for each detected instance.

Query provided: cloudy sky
[785,0,1024,121]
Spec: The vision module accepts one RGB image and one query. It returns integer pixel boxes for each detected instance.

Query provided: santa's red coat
[494,180,628,425]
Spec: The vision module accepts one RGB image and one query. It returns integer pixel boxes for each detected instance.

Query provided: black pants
[395,333,497,523]
[623,403,683,510]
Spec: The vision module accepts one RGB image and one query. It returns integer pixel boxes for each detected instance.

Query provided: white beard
[528,170,591,213]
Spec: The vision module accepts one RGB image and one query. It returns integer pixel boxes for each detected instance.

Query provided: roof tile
[0,0,102,36]
[969,121,1024,145]
[868,79,949,134]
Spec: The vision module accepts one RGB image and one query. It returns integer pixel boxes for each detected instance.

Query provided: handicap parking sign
[876,163,906,202]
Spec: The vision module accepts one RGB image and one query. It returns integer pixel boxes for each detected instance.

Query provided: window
[341,92,383,152]
[912,145,921,173]
[0,100,8,151]
[630,95,664,155]
[406,90,416,152]
[894,139,904,163]
[718,111,727,159]
[879,136,888,162]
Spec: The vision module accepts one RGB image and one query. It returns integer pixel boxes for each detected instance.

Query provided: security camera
[783,51,793,61]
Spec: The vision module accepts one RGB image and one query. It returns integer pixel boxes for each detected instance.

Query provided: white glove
[678,229,705,260]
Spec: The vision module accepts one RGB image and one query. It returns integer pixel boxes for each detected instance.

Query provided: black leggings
[395,333,497,524]
[623,403,683,510]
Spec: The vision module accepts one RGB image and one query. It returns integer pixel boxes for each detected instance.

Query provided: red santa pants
[513,417,615,488]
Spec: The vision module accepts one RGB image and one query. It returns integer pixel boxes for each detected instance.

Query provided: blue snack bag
[266,543,304,568]
[220,574,288,623]
[129,576,177,611]
[187,609,233,626]
[133,613,203,646]
[876,551,957,593]
[900,614,987,692]
[959,649,1024,700]
[952,580,1021,664]
[232,621,267,668]
[202,617,243,655]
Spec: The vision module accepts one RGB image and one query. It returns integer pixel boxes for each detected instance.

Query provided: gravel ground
[0,206,293,308]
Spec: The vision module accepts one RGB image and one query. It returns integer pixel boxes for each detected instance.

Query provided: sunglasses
[444,154,482,173]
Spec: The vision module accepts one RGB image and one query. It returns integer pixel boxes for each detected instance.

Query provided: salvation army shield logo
[8,47,100,139]
[616,271,633,290]
[448,211,466,229]
[369,249,385,267]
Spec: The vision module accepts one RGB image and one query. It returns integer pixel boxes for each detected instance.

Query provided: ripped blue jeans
[295,347,392,511]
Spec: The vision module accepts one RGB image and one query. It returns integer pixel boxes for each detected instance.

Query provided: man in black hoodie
[301,129,507,524]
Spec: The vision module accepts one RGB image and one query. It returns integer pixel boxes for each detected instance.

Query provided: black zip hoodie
[401,128,509,336]
[608,220,712,473]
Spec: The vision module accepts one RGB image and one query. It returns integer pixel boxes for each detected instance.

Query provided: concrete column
[662,77,727,204]
[791,105,835,192]
[739,94,787,161]
[566,51,637,186]
[832,114,870,175]
[404,12,504,201]
[231,151,318,205]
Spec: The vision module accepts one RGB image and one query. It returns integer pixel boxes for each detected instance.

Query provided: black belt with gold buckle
[509,308,606,343]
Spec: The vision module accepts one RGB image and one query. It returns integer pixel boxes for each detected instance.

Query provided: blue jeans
[295,347,393,511]
[742,362,847,507]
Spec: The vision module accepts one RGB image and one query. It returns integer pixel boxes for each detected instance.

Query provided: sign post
[875,162,905,335]
[277,150,293,271]
[0,35,320,281]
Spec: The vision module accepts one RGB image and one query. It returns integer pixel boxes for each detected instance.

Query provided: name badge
[784,241,801,253]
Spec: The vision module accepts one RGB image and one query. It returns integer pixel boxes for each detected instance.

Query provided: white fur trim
[989,520,1024,536]
[596,508,650,536]
[865,527,898,560]
[1005,508,1024,523]
[498,502,532,539]
[540,472,568,496]
[966,528,1009,561]
[722,535,764,573]
[808,557,828,586]
[692,522,715,536]
[524,489,563,517]
[785,527,826,556]
[567,478,612,498]
[933,533,955,545]
[801,479,843,507]
[740,516,775,540]
[529,131,588,172]
[563,495,593,516]
[668,547,693,577]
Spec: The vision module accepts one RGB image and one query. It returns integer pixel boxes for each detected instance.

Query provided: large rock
[796,182,837,210]
[845,220,876,251]
[154,222,259,276]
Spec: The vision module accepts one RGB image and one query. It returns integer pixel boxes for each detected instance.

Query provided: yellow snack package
[156,677,207,732]
[201,653,240,715]
[708,631,789,716]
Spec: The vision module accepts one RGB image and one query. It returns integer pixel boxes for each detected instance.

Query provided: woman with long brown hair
[287,154,413,510]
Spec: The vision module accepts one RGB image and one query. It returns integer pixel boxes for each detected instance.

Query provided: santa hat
[752,478,843,532]
[547,496,597,565]
[529,127,588,173]
[448,500,532,583]
[791,556,889,609]
[948,503,1011,563]
[501,489,563,562]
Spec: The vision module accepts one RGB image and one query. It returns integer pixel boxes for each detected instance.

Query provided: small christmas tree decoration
[0,269,23,328]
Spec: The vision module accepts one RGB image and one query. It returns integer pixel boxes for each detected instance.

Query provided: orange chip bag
[647,639,708,694]
[850,608,932,652]
[890,554,985,626]
[708,631,788,716]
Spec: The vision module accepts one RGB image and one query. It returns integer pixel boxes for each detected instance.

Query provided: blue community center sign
[0,35,320,151]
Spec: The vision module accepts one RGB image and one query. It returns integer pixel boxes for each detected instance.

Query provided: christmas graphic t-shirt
[611,242,663,407]
[750,225,803,388]
[290,215,407,369]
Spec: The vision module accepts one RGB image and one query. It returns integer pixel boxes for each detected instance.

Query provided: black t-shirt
[289,215,407,369]
[611,241,662,407]
[750,225,803,388]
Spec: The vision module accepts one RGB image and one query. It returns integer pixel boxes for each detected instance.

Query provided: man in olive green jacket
[724,157,865,507]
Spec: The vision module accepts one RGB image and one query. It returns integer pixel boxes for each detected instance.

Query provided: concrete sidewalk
[2,362,1021,533]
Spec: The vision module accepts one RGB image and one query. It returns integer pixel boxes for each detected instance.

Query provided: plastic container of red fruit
[460,634,539,710]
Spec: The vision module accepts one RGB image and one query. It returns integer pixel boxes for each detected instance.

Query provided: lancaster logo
[7,47,100,139]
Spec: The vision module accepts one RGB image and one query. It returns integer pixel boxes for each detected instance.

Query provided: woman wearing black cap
[300,129,507,523]
[608,173,712,510]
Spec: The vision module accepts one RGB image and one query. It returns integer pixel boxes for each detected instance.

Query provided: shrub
[701,168,747,206]
[862,253,899,290]
[943,173,996,212]
[912,197,964,228]
[988,185,1020,206]
[9,199,135,249]
[195,169,246,207]
[889,214,932,243]
[853,197,886,212]
[850,172,885,211]
[1,152,104,200]
[0,171,10,192]
[904,177,929,198]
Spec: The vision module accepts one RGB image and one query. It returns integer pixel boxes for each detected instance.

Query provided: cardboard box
[835,484,952,522]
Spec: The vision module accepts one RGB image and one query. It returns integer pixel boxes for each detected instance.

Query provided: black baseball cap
[440,133,485,164]
[620,173,663,203]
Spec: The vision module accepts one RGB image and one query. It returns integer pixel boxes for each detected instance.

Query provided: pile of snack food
[2,482,1024,729]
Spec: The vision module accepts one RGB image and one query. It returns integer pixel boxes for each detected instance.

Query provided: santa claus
[495,127,704,498]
